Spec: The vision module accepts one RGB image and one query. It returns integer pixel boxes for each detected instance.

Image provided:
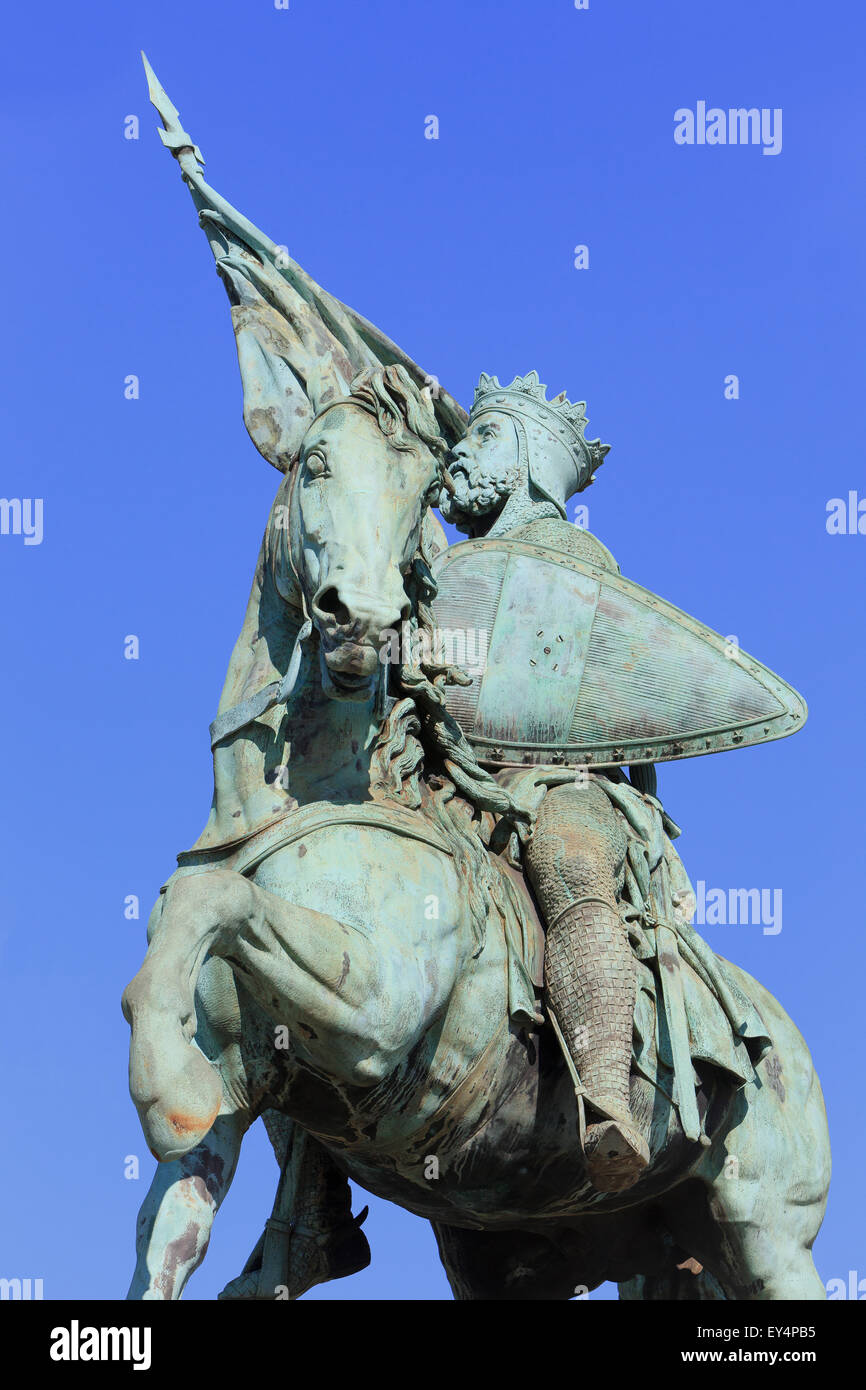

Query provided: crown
[470,371,610,482]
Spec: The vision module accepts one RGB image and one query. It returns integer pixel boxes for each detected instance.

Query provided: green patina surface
[123,56,830,1302]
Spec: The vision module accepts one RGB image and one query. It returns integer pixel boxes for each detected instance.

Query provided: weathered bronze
[431,527,806,770]
[124,55,830,1300]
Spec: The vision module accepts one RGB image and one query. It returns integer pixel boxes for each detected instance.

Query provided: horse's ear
[230,279,315,473]
[221,246,357,472]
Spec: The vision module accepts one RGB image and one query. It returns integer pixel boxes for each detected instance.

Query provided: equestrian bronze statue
[123,56,830,1301]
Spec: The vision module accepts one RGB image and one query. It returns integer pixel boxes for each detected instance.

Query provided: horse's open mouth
[329,668,374,694]
[320,643,380,701]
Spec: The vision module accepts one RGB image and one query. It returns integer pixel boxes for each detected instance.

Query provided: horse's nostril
[316,588,351,626]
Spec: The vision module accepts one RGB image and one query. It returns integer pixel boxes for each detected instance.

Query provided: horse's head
[289,366,447,701]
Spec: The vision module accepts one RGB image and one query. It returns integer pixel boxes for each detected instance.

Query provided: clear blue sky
[0,0,863,1300]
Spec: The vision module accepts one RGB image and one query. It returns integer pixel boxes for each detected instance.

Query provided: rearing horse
[123,368,830,1301]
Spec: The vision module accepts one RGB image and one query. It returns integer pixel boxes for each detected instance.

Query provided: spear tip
[140,51,204,167]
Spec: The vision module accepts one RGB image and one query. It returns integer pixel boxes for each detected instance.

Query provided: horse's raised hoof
[138,1055,223,1165]
[123,977,223,1161]
[584,1118,650,1193]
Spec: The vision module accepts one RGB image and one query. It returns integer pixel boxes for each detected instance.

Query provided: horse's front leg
[123,867,433,1159]
[122,873,247,1161]
[127,1113,245,1300]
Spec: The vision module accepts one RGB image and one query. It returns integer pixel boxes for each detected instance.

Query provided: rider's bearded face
[440,412,520,528]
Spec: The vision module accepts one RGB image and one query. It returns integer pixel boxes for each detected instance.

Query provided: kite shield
[430,532,806,769]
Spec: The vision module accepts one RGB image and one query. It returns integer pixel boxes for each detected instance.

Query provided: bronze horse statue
[123,368,830,1300]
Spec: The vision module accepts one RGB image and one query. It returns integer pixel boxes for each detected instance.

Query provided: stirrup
[583,1111,649,1193]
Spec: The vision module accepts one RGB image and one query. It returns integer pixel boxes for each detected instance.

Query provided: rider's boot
[219,1136,369,1300]
[284,1141,371,1299]
[545,896,649,1192]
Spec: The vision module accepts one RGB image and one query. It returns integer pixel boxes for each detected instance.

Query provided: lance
[140,51,269,267]
[139,52,469,453]
[141,50,204,178]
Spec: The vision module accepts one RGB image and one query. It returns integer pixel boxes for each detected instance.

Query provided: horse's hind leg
[661,1169,828,1301]
[703,1165,827,1300]
[663,1054,830,1300]
[619,1266,728,1300]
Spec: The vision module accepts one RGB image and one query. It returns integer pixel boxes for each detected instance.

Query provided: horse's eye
[304,452,329,480]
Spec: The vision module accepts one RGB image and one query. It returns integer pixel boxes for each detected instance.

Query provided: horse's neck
[283,650,383,807]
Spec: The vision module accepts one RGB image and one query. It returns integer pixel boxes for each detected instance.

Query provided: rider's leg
[524,778,649,1192]
[219,1126,370,1301]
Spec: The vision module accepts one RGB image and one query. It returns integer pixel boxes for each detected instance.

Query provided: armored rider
[137,56,781,1300]
[439,371,650,1192]
[220,374,651,1301]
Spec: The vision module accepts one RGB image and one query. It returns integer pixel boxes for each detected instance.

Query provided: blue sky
[0,0,863,1300]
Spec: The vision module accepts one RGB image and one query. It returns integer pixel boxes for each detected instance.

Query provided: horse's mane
[338,364,450,463]
[347,365,533,953]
